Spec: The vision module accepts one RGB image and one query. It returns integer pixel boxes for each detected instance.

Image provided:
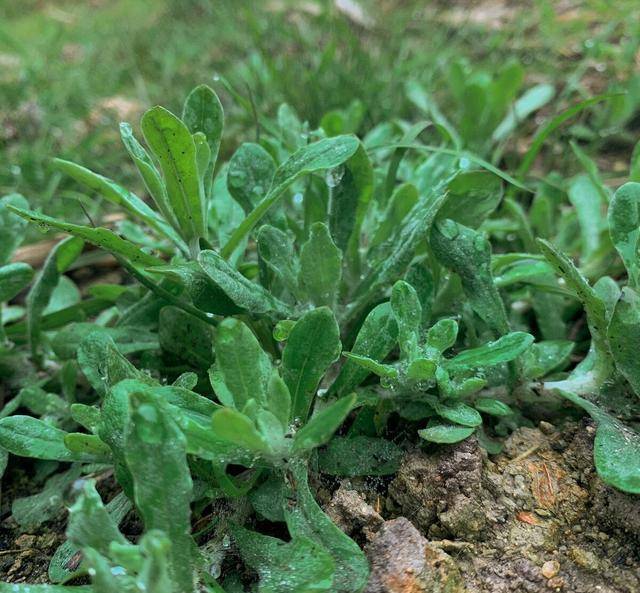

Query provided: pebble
[547,576,565,590]
[541,560,560,579]
[539,421,556,435]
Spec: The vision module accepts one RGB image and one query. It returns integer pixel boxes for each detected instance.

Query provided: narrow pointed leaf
[342,352,398,379]
[537,238,610,374]
[27,236,83,361]
[120,122,179,230]
[293,394,356,454]
[142,105,205,242]
[445,332,534,371]
[7,205,163,267]
[53,157,181,247]
[328,143,373,253]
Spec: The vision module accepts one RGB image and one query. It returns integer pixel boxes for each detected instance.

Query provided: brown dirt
[1,468,66,584]
[325,420,640,593]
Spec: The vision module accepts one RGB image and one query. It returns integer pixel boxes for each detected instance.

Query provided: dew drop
[325,166,345,188]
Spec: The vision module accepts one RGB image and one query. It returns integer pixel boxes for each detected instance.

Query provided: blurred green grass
[2,0,640,226]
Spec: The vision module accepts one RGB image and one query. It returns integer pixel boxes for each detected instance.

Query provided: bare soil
[325,420,640,593]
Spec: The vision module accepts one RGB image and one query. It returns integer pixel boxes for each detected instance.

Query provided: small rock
[539,421,556,435]
[541,559,560,579]
[547,575,565,590]
[364,517,464,593]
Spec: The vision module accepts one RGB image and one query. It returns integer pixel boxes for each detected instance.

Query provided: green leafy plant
[1,78,639,593]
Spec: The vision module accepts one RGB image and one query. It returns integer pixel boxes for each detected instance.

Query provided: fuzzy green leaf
[67,480,126,557]
[233,527,334,593]
[299,222,342,307]
[431,219,509,335]
[285,464,369,593]
[125,392,195,592]
[228,143,276,214]
[554,389,640,494]
[437,170,503,228]
[0,193,29,264]
[292,394,356,455]
[330,302,398,396]
[342,352,398,379]
[0,416,96,462]
[390,280,422,359]
[0,262,33,303]
[282,307,341,422]
[210,408,270,453]
[12,466,83,530]
[221,135,360,258]
[78,332,155,397]
[474,398,513,417]
[521,340,574,380]
[7,205,163,268]
[159,305,213,369]
[434,400,482,427]
[266,372,292,429]
[257,225,300,297]
[147,261,242,315]
[418,423,475,444]
[445,332,534,371]
[213,318,272,409]
[198,249,292,318]
[26,236,83,361]
[425,318,458,353]
[120,122,180,232]
[142,105,205,243]
[328,143,374,255]
[608,182,640,287]
[537,239,611,376]
[607,287,640,396]
[182,84,224,195]
[53,157,182,248]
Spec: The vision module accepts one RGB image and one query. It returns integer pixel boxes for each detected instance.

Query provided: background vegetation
[3,0,640,225]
